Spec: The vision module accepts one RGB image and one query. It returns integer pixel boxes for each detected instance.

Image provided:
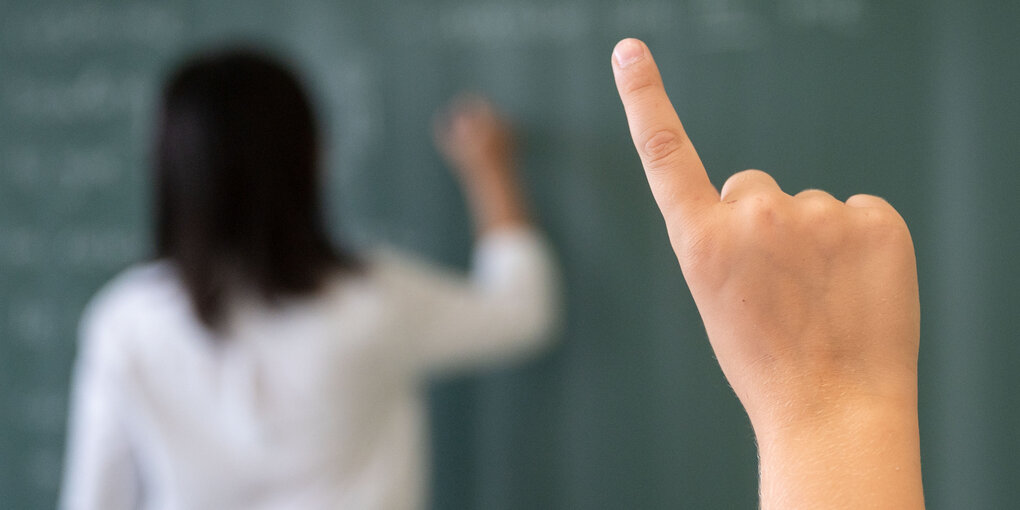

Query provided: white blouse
[60,227,559,510]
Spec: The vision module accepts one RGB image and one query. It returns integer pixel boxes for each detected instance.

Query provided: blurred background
[1,0,1017,508]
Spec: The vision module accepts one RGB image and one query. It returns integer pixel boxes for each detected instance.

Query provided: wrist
[752,388,918,445]
[459,165,529,234]
[457,161,513,187]
[719,340,919,440]
[753,393,923,509]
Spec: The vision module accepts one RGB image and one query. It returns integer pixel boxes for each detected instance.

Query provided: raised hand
[434,95,515,181]
[612,38,923,509]
[434,95,527,233]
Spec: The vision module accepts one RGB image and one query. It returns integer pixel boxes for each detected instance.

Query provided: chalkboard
[2,1,1018,508]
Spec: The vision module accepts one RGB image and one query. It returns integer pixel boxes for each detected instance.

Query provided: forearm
[754,395,924,510]
[460,164,530,236]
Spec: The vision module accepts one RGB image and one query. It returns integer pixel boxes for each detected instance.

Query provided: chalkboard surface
[2,1,1018,508]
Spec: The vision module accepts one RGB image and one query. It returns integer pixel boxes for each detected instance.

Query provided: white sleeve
[60,297,141,510]
[379,226,561,375]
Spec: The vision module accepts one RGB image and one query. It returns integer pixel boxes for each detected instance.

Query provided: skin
[611,38,924,509]
[434,95,529,235]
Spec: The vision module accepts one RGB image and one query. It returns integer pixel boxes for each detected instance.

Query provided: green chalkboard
[2,1,1018,508]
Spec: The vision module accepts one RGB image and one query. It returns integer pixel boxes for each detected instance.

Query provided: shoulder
[83,261,180,321]
[78,261,185,351]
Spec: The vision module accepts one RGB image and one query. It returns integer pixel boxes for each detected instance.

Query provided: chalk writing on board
[28,446,63,491]
[432,0,771,53]
[3,145,127,194]
[610,0,686,34]
[4,2,184,52]
[436,3,593,45]
[688,0,769,52]
[317,56,382,186]
[780,0,866,34]
[7,298,63,352]
[14,390,67,436]
[6,67,152,125]
[0,226,143,271]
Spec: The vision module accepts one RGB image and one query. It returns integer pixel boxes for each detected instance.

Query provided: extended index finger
[612,38,718,222]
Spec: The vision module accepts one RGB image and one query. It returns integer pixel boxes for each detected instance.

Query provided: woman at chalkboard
[59,50,559,510]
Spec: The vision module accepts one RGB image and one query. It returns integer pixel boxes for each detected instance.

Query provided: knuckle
[641,129,687,169]
[622,72,659,96]
[723,169,763,188]
[862,208,909,238]
[737,169,771,181]
[720,169,776,198]
[845,194,912,241]
[739,192,780,222]
[845,193,869,204]
[727,193,783,240]
[801,200,845,248]
[795,188,831,200]
[801,195,838,223]
[847,193,889,208]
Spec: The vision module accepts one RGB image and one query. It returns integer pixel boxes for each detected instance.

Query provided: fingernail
[614,39,644,68]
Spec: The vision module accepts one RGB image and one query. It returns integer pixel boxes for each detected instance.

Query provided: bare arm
[611,38,923,509]
[434,95,529,235]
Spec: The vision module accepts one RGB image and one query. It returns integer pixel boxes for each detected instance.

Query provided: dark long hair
[154,49,357,329]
